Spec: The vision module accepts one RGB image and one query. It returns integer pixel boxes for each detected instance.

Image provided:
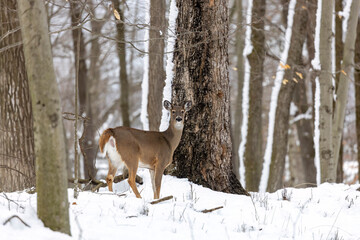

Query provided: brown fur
[98,101,192,199]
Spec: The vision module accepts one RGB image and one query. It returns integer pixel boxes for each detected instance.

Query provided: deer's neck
[163,122,184,151]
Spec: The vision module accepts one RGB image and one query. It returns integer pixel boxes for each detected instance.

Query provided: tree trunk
[317,0,334,183]
[242,0,266,192]
[231,0,245,181]
[171,0,248,195]
[267,0,308,192]
[332,0,360,178]
[17,0,70,235]
[70,1,87,115]
[355,16,360,183]
[148,0,166,131]
[113,0,130,127]
[0,0,35,192]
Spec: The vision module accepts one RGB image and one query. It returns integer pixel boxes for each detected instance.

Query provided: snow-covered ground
[1,169,360,240]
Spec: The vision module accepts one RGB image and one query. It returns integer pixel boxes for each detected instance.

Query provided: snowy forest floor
[1,166,360,240]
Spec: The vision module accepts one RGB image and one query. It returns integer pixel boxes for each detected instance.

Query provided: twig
[3,215,30,228]
[150,195,173,205]
[201,206,223,213]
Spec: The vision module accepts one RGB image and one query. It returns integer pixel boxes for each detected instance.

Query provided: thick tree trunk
[171,0,248,195]
[355,16,360,182]
[231,0,245,181]
[317,0,334,183]
[242,0,266,192]
[113,0,130,127]
[0,0,35,192]
[267,0,308,192]
[148,0,166,131]
[17,0,70,235]
[332,0,360,178]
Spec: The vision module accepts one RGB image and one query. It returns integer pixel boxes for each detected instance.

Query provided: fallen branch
[201,206,223,213]
[3,215,30,228]
[150,195,173,205]
[68,174,143,192]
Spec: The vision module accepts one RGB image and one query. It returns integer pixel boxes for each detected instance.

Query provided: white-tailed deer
[99,100,192,199]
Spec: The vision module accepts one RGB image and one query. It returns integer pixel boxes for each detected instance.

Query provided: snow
[312,0,322,186]
[140,0,150,131]
[311,0,322,70]
[238,0,253,188]
[339,0,353,42]
[1,171,360,240]
[259,0,297,193]
[160,0,178,132]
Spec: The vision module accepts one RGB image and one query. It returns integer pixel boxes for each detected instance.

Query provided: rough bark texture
[17,0,70,235]
[231,0,244,181]
[267,0,308,192]
[318,0,334,183]
[113,0,130,127]
[0,0,35,192]
[148,0,166,131]
[332,0,360,179]
[243,0,266,192]
[171,0,248,195]
[355,16,360,182]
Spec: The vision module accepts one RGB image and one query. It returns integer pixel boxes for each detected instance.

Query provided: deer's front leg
[154,167,164,199]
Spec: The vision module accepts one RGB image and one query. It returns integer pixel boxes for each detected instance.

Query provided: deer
[99,100,192,199]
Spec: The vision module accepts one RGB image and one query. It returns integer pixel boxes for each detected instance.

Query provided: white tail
[99,100,192,199]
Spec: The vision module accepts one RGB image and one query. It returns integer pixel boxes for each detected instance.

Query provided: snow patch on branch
[238,0,254,188]
[140,0,150,131]
[160,0,178,132]
[259,0,297,192]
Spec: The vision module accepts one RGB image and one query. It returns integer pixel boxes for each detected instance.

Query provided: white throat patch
[174,121,184,130]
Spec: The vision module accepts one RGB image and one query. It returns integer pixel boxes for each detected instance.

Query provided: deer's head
[164,100,192,130]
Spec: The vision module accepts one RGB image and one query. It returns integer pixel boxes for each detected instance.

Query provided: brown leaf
[113,9,120,20]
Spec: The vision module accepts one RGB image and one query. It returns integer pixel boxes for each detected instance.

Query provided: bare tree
[0,0,35,192]
[113,0,130,127]
[17,0,70,234]
[355,16,360,183]
[171,0,248,195]
[147,0,166,131]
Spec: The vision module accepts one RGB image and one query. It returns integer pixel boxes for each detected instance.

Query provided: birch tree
[355,16,360,182]
[17,0,70,234]
[313,0,334,183]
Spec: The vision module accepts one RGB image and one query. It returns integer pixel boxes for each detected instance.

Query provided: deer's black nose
[176,117,182,122]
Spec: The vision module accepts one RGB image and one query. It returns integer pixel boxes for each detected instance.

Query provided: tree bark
[113,0,130,127]
[171,0,248,195]
[332,0,360,178]
[355,16,360,183]
[148,0,166,131]
[231,0,245,181]
[17,0,70,235]
[70,1,87,115]
[242,0,266,192]
[0,0,35,192]
[267,0,308,192]
[318,0,334,183]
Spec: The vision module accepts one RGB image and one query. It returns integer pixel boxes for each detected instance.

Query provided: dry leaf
[293,78,298,83]
[341,70,347,76]
[280,62,286,69]
[72,202,77,205]
[282,79,289,85]
[295,72,303,79]
[232,67,238,71]
[301,5,307,10]
[113,9,120,20]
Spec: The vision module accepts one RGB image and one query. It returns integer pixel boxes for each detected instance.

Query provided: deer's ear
[184,101,192,111]
[164,100,172,110]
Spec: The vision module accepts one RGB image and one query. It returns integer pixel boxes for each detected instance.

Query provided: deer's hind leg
[125,157,142,198]
[106,157,117,192]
